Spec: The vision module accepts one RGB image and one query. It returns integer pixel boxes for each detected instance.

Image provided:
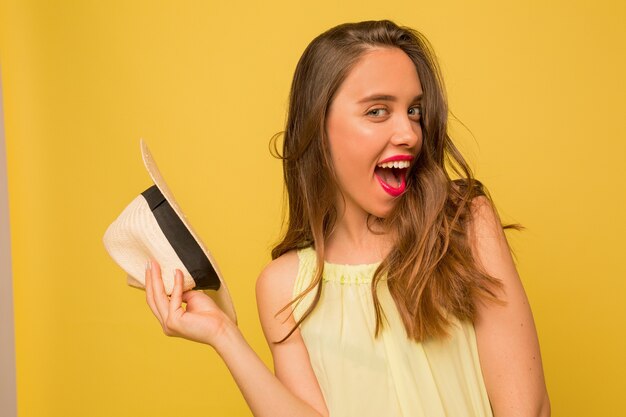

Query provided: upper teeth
[377,161,410,169]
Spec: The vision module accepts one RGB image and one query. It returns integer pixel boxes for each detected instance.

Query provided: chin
[368,203,397,220]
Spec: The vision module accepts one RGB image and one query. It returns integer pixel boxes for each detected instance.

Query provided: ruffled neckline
[300,247,383,284]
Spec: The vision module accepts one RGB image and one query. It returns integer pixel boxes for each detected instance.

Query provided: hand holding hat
[145,260,235,345]
[103,140,237,324]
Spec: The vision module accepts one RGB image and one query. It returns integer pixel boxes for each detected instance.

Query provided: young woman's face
[326,47,423,220]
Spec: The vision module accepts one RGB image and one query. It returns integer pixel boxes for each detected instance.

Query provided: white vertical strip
[0,66,17,416]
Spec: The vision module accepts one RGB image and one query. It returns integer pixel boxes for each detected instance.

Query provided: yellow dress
[292,247,493,417]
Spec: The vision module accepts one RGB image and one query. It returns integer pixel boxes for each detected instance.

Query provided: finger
[150,260,170,323]
[181,289,216,304]
[169,269,184,317]
[144,259,162,322]
[182,289,205,304]
[182,289,220,313]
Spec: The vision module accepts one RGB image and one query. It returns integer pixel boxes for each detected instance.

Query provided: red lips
[374,155,413,197]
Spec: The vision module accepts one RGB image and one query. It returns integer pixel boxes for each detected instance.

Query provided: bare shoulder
[468,195,505,240]
[467,195,515,278]
[256,250,300,313]
[255,250,301,341]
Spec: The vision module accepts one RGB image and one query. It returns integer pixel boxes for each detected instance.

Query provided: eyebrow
[357,93,423,104]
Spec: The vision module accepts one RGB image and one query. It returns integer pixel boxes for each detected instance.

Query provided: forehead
[336,47,423,100]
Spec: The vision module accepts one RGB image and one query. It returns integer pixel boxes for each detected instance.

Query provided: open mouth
[374,160,410,197]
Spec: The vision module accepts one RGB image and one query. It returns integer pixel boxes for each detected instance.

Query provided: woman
[145,20,550,416]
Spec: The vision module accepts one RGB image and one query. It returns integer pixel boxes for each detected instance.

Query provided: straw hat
[103,140,237,324]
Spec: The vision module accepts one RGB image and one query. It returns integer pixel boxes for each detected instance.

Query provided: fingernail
[146,260,151,271]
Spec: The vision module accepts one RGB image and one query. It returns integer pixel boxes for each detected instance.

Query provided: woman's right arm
[144,253,328,417]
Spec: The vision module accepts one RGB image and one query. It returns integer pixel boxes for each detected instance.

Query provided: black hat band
[141,185,221,291]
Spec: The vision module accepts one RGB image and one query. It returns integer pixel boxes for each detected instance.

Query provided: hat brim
[103,140,237,324]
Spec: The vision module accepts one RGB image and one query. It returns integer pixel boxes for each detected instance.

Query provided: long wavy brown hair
[271,20,519,342]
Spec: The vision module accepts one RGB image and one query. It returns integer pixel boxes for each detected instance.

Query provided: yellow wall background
[1,1,624,416]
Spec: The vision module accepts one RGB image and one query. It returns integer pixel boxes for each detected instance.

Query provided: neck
[324,204,393,264]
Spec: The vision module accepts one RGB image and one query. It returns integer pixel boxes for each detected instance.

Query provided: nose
[390,114,421,148]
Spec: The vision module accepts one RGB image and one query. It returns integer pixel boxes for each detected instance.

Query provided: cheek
[414,125,424,151]
[327,125,350,169]
[328,118,378,159]
[328,130,370,185]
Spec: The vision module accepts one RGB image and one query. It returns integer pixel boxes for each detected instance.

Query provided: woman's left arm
[469,196,550,417]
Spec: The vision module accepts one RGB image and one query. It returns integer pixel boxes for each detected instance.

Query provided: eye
[366,107,388,117]
[408,105,422,121]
